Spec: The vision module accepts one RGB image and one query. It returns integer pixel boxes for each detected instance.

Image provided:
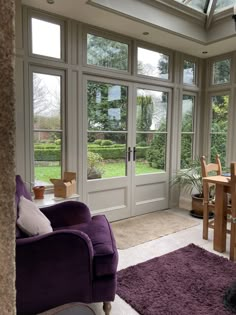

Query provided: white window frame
[29,66,66,189]
[182,55,198,86]
[180,92,197,169]
[28,9,66,62]
[136,41,173,82]
[83,27,132,74]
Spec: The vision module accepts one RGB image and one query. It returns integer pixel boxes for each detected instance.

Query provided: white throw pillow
[17,196,53,236]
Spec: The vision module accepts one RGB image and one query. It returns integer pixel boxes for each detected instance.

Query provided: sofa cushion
[15,175,33,238]
[17,196,53,236]
[15,175,32,208]
[54,215,118,276]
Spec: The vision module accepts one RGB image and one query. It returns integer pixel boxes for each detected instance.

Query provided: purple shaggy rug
[117,244,236,315]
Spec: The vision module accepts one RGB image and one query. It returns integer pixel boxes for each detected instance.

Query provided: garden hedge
[34,148,61,161]
[88,146,148,159]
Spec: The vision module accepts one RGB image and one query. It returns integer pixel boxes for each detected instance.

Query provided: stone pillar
[0,0,16,314]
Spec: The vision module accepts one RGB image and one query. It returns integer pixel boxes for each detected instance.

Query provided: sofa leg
[103,302,111,315]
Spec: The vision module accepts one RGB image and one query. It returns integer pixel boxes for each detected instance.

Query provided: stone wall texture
[0,0,16,314]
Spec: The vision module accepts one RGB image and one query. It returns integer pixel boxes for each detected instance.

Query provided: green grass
[35,159,159,183]
[35,165,61,184]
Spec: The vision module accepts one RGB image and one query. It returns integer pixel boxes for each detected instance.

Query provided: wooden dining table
[202,175,231,253]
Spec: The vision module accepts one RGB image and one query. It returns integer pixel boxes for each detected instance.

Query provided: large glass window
[212,59,231,85]
[32,72,63,185]
[210,94,229,167]
[87,34,129,71]
[136,89,168,174]
[181,95,195,169]
[137,47,169,80]
[31,17,61,59]
[183,60,196,85]
[87,81,128,179]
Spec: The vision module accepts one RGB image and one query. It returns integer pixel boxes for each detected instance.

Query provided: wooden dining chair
[201,155,223,240]
[230,162,236,261]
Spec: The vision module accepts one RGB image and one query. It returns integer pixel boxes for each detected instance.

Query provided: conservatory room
[3,0,236,314]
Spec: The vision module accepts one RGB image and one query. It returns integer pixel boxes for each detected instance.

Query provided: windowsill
[33,193,80,208]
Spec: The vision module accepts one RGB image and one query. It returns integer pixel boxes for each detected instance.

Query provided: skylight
[174,0,236,14]
[215,0,236,13]
[174,0,209,13]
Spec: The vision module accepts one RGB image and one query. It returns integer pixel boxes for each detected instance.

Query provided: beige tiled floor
[89,208,231,315]
[41,208,231,315]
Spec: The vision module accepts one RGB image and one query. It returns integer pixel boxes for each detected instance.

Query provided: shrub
[34,149,61,161]
[136,147,148,159]
[88,147,125,159]
[137,141,147,147]
[94,139,102,145]
[87,151,104,179]
[54,139,61,145]
[146,134,165,169]
[101,140,113,146]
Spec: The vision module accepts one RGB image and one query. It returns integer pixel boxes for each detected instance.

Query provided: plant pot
[33,186,45,199]
[191,193,214,219]
[191,193,204,216]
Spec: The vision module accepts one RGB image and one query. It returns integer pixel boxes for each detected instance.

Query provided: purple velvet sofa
[15,175,118,315]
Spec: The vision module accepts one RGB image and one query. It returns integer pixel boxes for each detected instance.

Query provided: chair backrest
[200,155,222,178]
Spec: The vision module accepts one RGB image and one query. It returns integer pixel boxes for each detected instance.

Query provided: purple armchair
[15,175,118,315]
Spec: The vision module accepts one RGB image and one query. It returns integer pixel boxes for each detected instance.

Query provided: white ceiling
[21,0,236,58]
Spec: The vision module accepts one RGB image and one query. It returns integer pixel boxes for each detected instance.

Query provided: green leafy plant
[87,151,104,179]
[171,158,203,197]
[101,140,113,146]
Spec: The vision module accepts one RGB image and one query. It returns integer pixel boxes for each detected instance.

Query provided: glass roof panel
[174,0,209,13]
[174,0,236,13]
[215,0,236,13]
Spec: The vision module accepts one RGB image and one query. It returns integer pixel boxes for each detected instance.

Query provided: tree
[210,95,228,167]
[136,95,153,144]
[146,121,167,170]
[87,81,128,143]
[33,73,61,131]
[213,59,230,84]
[87,34,128,71]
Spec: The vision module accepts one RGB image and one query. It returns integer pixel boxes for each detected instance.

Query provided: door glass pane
[33,72,62,186]
[87,80,128,180]
[87,34,129,71]
[137,47,169,79]
[210,95,229,167]
[136,88,168,175]
[31,18,61,59]
[183,60,196,85]
[87,81,128,131]
[136,133,167,174]
[212,59,230,85]
[136,89,168,131]
[87,133,127,179]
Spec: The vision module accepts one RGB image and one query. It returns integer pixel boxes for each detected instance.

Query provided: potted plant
[87,151,104,179]
[171,158,214,218]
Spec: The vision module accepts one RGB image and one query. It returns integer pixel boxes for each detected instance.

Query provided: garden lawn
[35,165,61,184]
[35,160,159,183]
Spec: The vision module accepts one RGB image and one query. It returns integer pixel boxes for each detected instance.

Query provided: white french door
[131,84,171,217]
[83,75,171,221]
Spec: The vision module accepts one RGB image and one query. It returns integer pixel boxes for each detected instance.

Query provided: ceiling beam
[205,0,217,29]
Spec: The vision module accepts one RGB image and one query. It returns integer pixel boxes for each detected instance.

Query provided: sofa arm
[16,230,94,314]
[40,201,91,228]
